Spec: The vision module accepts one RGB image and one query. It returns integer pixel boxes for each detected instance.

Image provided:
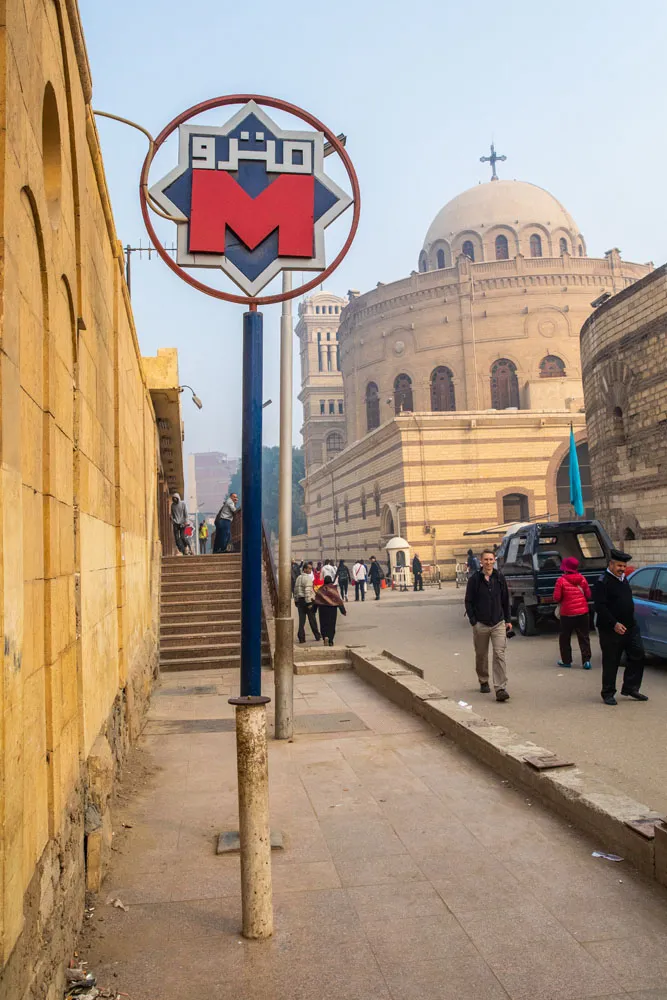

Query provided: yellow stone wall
[0,2,162,990]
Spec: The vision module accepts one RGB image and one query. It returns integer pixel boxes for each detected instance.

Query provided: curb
[349,646,664,880]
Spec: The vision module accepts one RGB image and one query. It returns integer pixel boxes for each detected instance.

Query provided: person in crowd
[315,574,347,646]
[323,557,337,581]
[412,553,424,592]
[293,561,321,643]
[183,521,194,555]
[213,493,238,553]
[313,562,324,590]
[198,519,209,555]
[369,555,384,600]
[466,548,480,577]
[464,549,511,702]
[335,560,350,601]
[170,493,188,555]
[594,548,648,706]
[291,560,301,595]
[553,556,592,670]
[352,558,367,601]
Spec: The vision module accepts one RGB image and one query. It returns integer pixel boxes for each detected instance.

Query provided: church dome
[419,179,586,271]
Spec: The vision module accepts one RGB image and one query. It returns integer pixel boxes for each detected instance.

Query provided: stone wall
[0,3,163,998]
[581,263,667,562]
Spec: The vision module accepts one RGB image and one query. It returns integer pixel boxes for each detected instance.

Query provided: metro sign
[149,100,352,297]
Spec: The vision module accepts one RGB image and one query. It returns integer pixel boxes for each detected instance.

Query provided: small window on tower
[578,244,584,256]
[462,240,475,261]
[328,400,335,414]
[315,306,320,314]
[495,235,509,260]
[320,400,325,415]
[559,237,568,255]
[530,234,543,258]
[338,401,344,414]
[436,248,446,269]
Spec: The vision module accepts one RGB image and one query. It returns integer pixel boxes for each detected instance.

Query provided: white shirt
[323,563,336,581]
[352,562,367,582]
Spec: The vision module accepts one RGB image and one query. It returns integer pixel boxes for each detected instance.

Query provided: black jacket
[369,561,383,584]
[412,556,422,574]
[593,571,636,631]
[465,569,510,627]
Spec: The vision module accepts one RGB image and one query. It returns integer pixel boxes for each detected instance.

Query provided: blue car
[627,564,667,658]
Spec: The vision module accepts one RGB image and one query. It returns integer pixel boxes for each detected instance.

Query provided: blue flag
[569,426,585,517]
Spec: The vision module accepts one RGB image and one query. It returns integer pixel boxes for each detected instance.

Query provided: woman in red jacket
[553,556,592,669]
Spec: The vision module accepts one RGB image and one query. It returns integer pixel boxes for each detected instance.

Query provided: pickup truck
[495,519,614,635]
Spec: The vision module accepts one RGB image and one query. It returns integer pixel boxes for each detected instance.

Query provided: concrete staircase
[159,554,271,672]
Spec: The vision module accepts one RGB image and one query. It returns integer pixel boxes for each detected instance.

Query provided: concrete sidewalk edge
[349,646,666,881]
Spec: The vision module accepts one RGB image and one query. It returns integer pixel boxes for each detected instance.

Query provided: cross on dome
[480,143,507,181]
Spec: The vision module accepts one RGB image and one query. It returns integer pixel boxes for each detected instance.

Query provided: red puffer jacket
[553,572,592,617]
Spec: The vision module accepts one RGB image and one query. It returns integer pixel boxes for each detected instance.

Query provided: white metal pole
[274,272,294,739]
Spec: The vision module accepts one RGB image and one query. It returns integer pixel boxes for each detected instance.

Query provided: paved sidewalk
[82,668,667,1000]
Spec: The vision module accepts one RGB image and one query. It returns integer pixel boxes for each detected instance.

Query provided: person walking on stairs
[198,520,209,555]
[213,493,238,553]
[294,561,321,643]
[315,575,347,645]
[170,493,188,555]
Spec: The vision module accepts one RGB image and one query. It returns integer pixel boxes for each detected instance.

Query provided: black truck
[495,519,614,635]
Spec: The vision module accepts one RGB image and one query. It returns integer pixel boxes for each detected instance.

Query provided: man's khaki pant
[473,621,508,691]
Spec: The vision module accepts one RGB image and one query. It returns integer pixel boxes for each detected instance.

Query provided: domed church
[292,153,651,575]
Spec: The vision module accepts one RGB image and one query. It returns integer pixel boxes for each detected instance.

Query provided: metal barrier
[455,563,468,589]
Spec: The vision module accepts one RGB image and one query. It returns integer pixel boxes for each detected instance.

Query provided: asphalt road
[329,584,667,816]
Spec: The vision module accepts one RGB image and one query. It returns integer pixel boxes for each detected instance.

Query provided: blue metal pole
[241,309,263,697]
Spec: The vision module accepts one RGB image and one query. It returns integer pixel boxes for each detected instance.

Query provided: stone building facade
[581,262,667,563]
[0,4,178,997]
[293,178,650,571]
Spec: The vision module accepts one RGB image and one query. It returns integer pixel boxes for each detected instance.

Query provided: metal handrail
[229,506,279,617]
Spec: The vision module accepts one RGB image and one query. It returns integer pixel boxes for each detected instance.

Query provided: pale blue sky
[80,0,667,461]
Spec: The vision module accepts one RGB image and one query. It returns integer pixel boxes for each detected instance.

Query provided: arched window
[624,527,635,541]
[529,234,543,258]
[495,234,509,260]
[374,482,381,517]
[436,248,446,269]
[430,366,456,411]
[419,252,428,273]
[381,505,395,538]
[315,306,320,314]
[360,488,367,520]
[490,359,520,409]
[613,405,625,443]
[503,493,529,523]
[317,331,323,371]
[578,244,584,257]
[462,240,475,261]
[539,355,566,378]
[366,382,380,432]
[326,432,344,457]
[559,237,568,255]
[556,441,593,519]
[394,373,413,414]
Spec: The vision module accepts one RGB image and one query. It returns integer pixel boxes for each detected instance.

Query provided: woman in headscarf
[314,575,347,646]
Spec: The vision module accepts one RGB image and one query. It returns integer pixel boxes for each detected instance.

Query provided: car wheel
[517,603,537,636]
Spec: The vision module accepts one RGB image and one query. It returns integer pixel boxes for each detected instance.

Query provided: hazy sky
[80,0,667,463]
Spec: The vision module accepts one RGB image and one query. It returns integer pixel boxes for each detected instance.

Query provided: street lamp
[179,384,203,409]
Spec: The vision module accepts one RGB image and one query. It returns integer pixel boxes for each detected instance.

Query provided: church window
[315,306,320,314]
[556,441,593,519]
[578,244,584,256]
[436,248,446,269]
[374,482,381,517]
[462,240,475,261]
[360,488,367,520]
[317,332,323,371]
[559,237,568,255]
[338,400,344,414]
[624,527,635,541]
[530,234,543,258]
[327,432,344,456]
[336,344,340,370]
[328,400,335,414]
[539,355,566,378]
[490,358,520,409]
[419,252,428,272]
[430,366,456,411]
[333,500,339,525]
[327,347,333,371]
[394,373,414,414]
[326,332,331,340]
[495,235,509,260]
[503,493,529,523]
[344,497,349,521]
[613,405,625,444]
[319,399,325,415]
[366,382,380,431]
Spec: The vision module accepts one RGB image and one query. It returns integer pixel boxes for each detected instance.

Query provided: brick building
[581,263,667,563]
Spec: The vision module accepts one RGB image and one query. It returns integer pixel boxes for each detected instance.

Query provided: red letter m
[189,171,315,257]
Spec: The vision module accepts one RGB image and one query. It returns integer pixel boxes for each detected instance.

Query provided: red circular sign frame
[139,94,360,308]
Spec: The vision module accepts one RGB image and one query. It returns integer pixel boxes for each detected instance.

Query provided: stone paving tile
[82,668,667,1000]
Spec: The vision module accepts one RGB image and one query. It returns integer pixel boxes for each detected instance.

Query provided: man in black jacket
[593,548,648,706]
[412,554,423,592]
[369,556,383,600]
[464,549,511,702]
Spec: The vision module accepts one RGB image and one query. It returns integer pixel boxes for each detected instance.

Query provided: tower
[296,291,347,472]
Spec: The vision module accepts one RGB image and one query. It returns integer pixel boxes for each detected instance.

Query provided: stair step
[160,654,272,672]
[161,633,242,649]
[161,599,241,609]
[161,621,241,637]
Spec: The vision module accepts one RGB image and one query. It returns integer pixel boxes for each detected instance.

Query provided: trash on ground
[592,851,623,862]
[105,896,128,911]
[457,700,472,710]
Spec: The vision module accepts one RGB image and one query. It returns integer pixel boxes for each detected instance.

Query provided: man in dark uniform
[593,548,648,706]
[412,554,423,592]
